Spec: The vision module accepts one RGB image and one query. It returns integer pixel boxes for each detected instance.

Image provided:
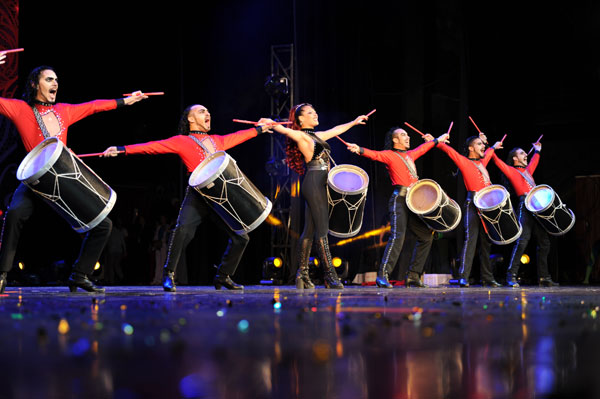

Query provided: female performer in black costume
[265,104,368,289]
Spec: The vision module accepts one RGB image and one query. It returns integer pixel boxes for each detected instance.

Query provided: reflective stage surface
[1,285,600,398]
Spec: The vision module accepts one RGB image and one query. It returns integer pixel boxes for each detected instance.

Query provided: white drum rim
[406,179,442,215]
[16,137,63,183]
[232,198,273,235]
[524,184,556,214]
[327,164,369,195]
[188,151,231,189]
[474,184,509,211]
[73,189,117,233]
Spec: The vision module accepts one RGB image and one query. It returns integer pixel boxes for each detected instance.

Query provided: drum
[473,184,522,245]
[188,151,272,235]
[16,137,116,233]
[327,164,369,238]
[406,179,461,232]
[524,184,575,235]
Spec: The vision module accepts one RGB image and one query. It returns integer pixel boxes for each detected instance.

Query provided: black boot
[214,273,244,290]
[376,263,393,289]
[315,237,343,289]
[507,273,520,288]
[68,272,105,293]
[482,279,502,288]
[0,272,6,294]
[539,276,559,287]
[295,238,315,289]
[163,270,176,292]
[406,270,428,288]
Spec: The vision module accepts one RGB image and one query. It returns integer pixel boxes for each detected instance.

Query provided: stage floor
[1,284,600,398]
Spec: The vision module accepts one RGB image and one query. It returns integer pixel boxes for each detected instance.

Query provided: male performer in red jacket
[492,142,558,287]
[103,105,271,291]
[0,63,147,293]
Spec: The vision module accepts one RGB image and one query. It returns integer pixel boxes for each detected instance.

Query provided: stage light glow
[332,257,342,267]
[334,225,391,246]
[309,257,319,267]
[18,262,24,270]
[521,254,530,264]
[94,262,101,271]
[265,214,282,226]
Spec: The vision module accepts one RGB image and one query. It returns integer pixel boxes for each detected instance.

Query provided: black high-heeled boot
[295,238,315,289]
[0,272,7,294]
[163,270,176,292]
[315,237,343,289]
[68,272,105,293]
[214,273,244,290]
[376,263,393,288]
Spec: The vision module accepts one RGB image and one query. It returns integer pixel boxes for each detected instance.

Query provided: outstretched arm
[315,114,368,141]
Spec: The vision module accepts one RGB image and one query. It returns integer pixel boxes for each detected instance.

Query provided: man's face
[468,138,486,158]
[35,69,58,103]
[393,129,410,150]
[512,148,528,167]
[187,105,211,132]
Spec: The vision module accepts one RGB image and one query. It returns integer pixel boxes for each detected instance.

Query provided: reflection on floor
[1,285,599,398]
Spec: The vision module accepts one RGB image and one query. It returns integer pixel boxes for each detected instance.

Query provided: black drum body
[405,179,461,232]
[16,137,116,233]
[327,164,369,238]
[525,184,575,236]
[189,151,272,235]
[474,184,522,245]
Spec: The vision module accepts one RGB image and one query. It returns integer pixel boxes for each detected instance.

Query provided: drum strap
[392,151,418,180]
[516,168,536,188]
[188,135,216,156]
[469,160,491,185]
[31,106,52,139]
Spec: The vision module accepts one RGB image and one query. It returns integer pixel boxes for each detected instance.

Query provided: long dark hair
[285,103,312,175]
[22,66,55,105]
[178,105,195,135]
[384,126,402,150]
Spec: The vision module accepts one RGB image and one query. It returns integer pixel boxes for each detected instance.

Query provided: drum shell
[327,164,369,238]
[189,152,272,235]
[524,184,575,236]
[474,184,522,245]
[405,179,461,232]
[16,138,116,233]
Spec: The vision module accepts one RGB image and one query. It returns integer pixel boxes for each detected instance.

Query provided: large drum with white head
[189,151,272,235]
[16,137,116,233]
[524,184,575,235]
[474,184,522,245]
[327,164,369,238]
[406,179,461,232]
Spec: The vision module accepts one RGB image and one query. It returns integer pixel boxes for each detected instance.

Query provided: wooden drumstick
[0,48,24,54]
[122,92,164,96]
[447,121,454,134]
[232,119,292,126]
[366,109,376,117]
[468,115,483,134]
[403,122,426,137]
[500,134,507,143]
[335,135,349,145]
[528,134,543,155]
[77,151,123,158]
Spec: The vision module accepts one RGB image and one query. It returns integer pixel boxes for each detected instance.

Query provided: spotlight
[264,74,289,99]
[18,262,24,271]
[332,257,349,280]
[309,257,319,267]
[521,254,530,264]
[94,262,101,271]
[261,257,284,285]
[265,157,289,176]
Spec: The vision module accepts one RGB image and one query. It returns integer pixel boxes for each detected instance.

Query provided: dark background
[1,1,598,285]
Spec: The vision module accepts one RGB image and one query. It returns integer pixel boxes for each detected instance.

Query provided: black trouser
[458,192,494,282]
[299,168,330,241]
[164,186,249,276]
[0,183,112,276]
[507,196,551,279]
[380,187,434,276]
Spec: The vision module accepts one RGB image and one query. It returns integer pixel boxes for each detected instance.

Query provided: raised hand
[346,143,360,154]
[101,146,120,157]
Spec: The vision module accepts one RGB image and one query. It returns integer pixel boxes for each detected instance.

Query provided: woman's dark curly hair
[22,66,55,105]
[384,126,402,150]
[285,103,312,175]
[177,105,195,135]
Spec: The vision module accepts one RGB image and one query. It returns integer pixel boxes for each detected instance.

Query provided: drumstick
[527,134,543,155]
[366,109,376,117]
[0,48,24,54]
[468,115,483,134]
[446,121,454,134]
[500,134,507,143]
[232,119,292,125]
[403,122,426,137]
[122,92,164,96]
[77,151,123,158]
[335,135,349,145]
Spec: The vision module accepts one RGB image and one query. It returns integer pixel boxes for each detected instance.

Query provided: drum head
[189,151,230,188]
[328,165,369,195]
[406,179,441,214]
[525,185,555,213]
[474,185,508,211]
[16,137,63,182]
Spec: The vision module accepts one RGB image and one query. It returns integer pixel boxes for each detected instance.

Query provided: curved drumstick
[468,115,483,134]
[77,151,123,158]
[123,91,164,96]
[403,122,426,137]
[527,134,543,155]
[0,48,24,55]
